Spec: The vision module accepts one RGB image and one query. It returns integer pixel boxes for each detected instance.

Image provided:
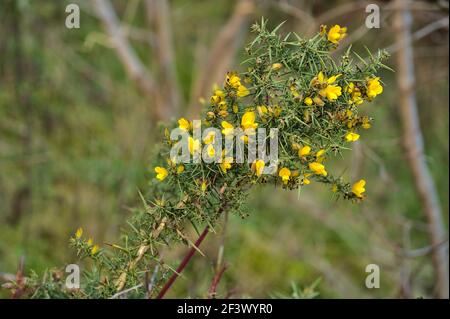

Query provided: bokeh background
[0,0,448,298]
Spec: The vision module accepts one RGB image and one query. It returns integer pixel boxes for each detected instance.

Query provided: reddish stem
[208,263,228,298]
[156,226,209,299]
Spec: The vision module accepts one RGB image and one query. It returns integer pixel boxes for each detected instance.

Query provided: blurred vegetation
[0,0,448,298]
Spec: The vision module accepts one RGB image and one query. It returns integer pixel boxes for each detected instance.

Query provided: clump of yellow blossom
[366,77,383,99]
[221,121,234,136]
[220,156,233,173]
[252,159,265,177]
[178,118,191,131]
[346,82,364,105]
[188,136,201,154]
[75,227,83,239]
[226,72,250,97]
[299,145,311,157]
[327,25,347,44]
[352,179,366,198]
[271,62,283,71]
[278,167,291,185]
[309,162,328,176]
[345,132,360,142]
[304,97,313,106]
[155,166,168,181]
[314,71,342,102]
[91,244,100,255]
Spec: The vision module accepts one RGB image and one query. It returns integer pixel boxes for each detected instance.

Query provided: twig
[386,15,449,54]
[146,0,181,117]
[208,263,228,299]
[156,225,210,299]
[156,185,229,298]
[91,0,167,121]
[147,263,160,297]
[393,0,448,299]
[109,283,143,299]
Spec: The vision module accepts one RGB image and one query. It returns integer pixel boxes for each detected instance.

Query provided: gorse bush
[11,19,389,299]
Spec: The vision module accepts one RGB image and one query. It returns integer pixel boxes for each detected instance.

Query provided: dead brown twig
[393,0,448,299]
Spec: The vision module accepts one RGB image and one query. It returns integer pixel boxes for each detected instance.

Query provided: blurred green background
[0,0,448,298]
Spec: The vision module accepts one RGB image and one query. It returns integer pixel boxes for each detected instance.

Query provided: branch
[92,0,167,121]
[146,0,180,117]
[386,15,449,55]
[208,263,228,299]
[187,0,254,118]
[156,225,210,299]
[393,0,448,299]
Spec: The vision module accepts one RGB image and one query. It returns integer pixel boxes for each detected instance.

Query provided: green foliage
[270,279,321,299]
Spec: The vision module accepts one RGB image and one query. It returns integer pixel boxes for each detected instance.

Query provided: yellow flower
[87,238,93,246]
[218,101,227,111]
[257,105,268,117]
[366,77,383,99]
[75,227,83,239]
[316,71,341,86]
[316,72,342,101]
[272,105,282,117]
[215,88,225,98]
[237,84,250,97]
[271,62,283,71]
[362,116,371,129]
[226,72,241,89]
[206,144,216,158]
[299,145,311,157]
[352,179,366,198]
[331,184,338,193]
[320,85,342,101]
[278,167,291,185]
[291,143,301,151]
[203,131,216,144]
[309,162,328,176]
[252,159,265,177]
[155,166,168,181]
[241,111,258,130]
[201,181,207,192]
[177,165,185,174]
[346,82,364,105]
[313,96,325,106]
[218,110,228,118]
[178,118,191,131]
[345,132,360,142]
[303,173,311,185]
[188,136,201,154]
[91,244,100,255]
[221,121,234,135]
[290,84,300,98]
[327,25,347,44]
[220,157,233,173]
[304,97,313,106]
[316,149,326,162]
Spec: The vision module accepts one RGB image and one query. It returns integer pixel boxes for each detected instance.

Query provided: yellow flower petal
[352,179,366,198]
[155,166,169,181]
[309,162,328,176]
